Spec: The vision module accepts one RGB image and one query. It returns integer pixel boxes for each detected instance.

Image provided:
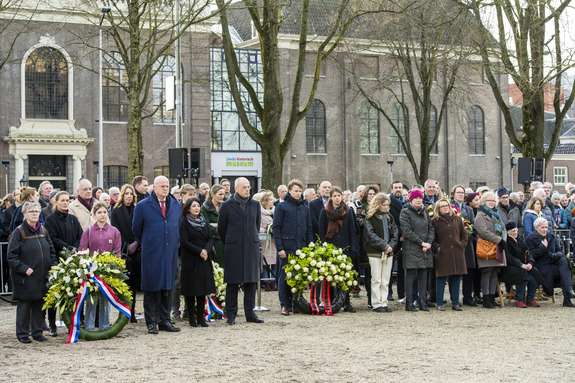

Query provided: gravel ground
[0,289,573,382]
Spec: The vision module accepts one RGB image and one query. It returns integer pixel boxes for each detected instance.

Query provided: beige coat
[68,198,97,231]
[474,208,507,268]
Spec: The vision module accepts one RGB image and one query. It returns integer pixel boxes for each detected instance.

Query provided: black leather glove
[553,252,564,261]
[127,241,139,255]
[498,239,506,249]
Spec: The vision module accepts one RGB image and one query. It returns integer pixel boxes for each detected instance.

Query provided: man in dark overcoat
[309,180,331,239]
[132,176,182,334]
[218,177,263,325]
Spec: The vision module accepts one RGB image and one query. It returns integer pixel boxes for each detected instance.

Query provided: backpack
[8,224,47,245]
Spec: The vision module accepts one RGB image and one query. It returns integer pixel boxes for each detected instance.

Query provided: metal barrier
[0,241,11,295]
[556,229,572,255]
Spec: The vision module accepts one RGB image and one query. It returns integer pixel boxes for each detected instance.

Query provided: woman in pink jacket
[79,202,122,331]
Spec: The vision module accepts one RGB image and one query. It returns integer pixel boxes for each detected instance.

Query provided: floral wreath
[284,240,358,315]
[43,250,132,342]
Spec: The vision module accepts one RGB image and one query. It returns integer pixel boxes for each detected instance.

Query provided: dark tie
[160,200,166,218]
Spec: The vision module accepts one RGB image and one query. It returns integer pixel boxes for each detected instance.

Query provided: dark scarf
[390,193,404,212]
[325,201,348,239]
[233,192,249,213]
[285,192,305,206]
[186,213,206,230]
[498,202,511,214]
[77,196,95,212]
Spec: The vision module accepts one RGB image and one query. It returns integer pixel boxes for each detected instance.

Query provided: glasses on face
[26,210,40,214]
[439,204,449,209]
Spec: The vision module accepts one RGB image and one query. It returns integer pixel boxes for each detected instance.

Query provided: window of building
[390,103,407,154]
[153,55,176,124]
[103,51,129,122]
[468,105,485,154]
[554,167,568,186]
[104,165,128,189]
[428,105,438,154]
[360,102,379,154]
[307,183,319,191]
[25,47,68,119]
[469,181,486,191]
[28,155,67,190]
[306,100,326,153]
[210,47,261,151]
[153,166,177,187]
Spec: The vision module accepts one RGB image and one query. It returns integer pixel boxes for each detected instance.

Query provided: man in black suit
[218,177,264,325]
[309,181,331,239]
[388,181,406,302]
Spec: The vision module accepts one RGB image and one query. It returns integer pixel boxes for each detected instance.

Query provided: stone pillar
[14,154,26,187]
[73,155,84,186]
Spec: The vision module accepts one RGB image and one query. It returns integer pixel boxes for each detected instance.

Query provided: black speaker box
[168,148,188,179]
[189,148,205,178]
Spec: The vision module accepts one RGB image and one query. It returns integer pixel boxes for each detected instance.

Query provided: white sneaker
[397,297,406,304]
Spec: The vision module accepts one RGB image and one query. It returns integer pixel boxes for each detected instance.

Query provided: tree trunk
[126,95,143,181]
[260,136,284,191]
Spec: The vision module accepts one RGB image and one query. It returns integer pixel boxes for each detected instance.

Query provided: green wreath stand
[294,286,345,315]
[60,297,132,341]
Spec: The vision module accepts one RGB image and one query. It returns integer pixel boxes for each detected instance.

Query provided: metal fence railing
[0,242,11,295]
[555,229,572,256]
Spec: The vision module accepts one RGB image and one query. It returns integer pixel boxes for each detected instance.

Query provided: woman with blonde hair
[523,196,545,237]
[431,198,468,311]
[475,192,507,309]
[257,190,277,291]
[363,193,398,312]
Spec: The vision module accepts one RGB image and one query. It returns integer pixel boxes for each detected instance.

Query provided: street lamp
[99,6,111,189]
[387,160,394,187]
[2,159,9,195]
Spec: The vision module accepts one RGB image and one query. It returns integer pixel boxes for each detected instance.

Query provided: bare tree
[461,0,575,167]
[351,0,473,184]
[215,0,396,190]
[0,0,34,73]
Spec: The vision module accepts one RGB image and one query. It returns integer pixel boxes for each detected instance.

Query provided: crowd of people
[2,175,575,343]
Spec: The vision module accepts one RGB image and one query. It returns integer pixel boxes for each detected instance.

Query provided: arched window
[103,52,129,122]
[306,100,326,153]
[429,105,438,154]
[25,47,68,119]
[360,102,379,154]
[468,105,485,154]
[390,103,407,154]
[153,55,176,123]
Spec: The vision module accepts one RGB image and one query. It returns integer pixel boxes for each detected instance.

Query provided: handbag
[476,237,496,260]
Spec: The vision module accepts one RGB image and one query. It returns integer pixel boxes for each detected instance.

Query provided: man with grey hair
[68,179,97,231]
[303,188,316,203]
[423,179,438,206]
[525,217,575,307]
[218,177,263,325]
[277,184,288,203]
[38,181,53,209]
[132,176,182,334]
[108,187,120,205]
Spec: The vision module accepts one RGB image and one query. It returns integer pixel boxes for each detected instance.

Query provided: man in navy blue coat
[309,180,331,239]
[218,177,264,325]
[273,179,313,315]
[132,176,182,334]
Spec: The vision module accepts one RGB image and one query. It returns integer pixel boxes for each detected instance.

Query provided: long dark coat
[218,196,261,284]
[309,197,325,240]
[132,192,181,291]
[7,223,57,301]
[44,209,83,255]
[499,236,532,284]
[399,203,435,269]
[179,217,216,296]
[272,193,313,254]
[201,200,225,266]
[431,214,468,277]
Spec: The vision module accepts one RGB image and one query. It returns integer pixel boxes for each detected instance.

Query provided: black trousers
[143,290,171,326]
[405,268,428,302]
[225,282,256,320]
[16,299,43,339]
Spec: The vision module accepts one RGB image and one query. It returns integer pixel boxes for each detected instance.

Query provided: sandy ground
[0,289,574,383]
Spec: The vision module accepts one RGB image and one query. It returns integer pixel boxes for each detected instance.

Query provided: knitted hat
[49,190,59,200]
[551,191,562,200]
[505,221,517,231]
[464,192,478,205]
[409,189,424,201]
[497,188,509,198]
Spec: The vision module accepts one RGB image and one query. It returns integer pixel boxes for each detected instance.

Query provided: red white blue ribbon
[67,264,131,343]
[204,295,225,322]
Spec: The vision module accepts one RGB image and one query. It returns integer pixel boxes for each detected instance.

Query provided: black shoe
[49,326,58,337]
[563,299,575,307]
[419,298,430,312]
[373,306,386,312]
[462,299,477,307]
[489,294,501,308]
[189,315,198,328]
[382,306,392,312]
[344,304,356,313]
[226,318,236,325]
[474,296,483,304]
[406,299,417,312]
[158,321,181,332]
[246,316,264,324]
[387,295,395,301]
[147,324,158,334]
[483,295,495,309]
[33,335,47,342]
[425,299,435,308]
[131,317,138,324]
[197,316,208,327]
[18,337,32,344]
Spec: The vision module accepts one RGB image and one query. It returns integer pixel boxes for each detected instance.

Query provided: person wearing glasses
[431,198,468,311]
[7,201,57,343]
[474,192,507,309]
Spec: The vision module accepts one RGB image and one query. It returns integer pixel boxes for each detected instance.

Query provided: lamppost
[99,6,111,188]
[2,160,9,195]
[387,160,394,187]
